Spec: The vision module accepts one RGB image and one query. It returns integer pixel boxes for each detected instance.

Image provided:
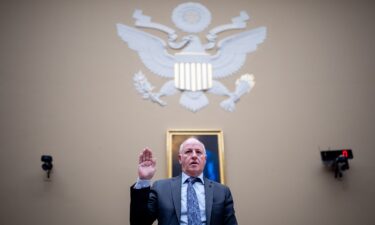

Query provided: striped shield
[174,63,213,91]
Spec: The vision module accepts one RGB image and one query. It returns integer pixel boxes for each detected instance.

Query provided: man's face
[179,140,206,177]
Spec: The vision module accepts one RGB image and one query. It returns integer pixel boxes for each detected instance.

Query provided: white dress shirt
[180,172,206,225]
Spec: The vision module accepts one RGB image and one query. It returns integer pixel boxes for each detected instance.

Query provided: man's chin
[186,168,202,176]
[189,165,201,171]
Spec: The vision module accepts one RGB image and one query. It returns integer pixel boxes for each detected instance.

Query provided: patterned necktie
[187,177,201,225]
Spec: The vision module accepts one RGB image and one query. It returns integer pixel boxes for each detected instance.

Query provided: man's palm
[139,161,156,179]
[138,148,156,180]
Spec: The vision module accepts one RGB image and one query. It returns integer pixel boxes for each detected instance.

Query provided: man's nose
[191,150,198,158]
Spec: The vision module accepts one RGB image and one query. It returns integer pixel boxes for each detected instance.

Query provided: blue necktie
[187,177,201,225]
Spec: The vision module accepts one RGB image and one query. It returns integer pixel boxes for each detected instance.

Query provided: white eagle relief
[117,2,266,112]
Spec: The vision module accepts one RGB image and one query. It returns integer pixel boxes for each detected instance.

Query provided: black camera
[320,149,353,179]
[41,155,53,178]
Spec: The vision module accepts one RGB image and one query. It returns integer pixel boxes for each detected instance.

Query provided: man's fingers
[144,148,152,159]
[139,147,154,163]
[139,151,146,164]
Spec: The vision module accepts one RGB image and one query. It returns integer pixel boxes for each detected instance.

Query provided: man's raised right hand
[138,148,156,180]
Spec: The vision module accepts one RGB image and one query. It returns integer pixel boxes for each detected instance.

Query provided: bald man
[130,138,238,225]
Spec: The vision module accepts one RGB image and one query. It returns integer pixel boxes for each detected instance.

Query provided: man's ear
[178,154,182,164]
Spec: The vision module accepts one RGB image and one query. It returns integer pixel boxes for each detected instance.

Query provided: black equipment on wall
[41,155,53,179]
[321,149,353,179]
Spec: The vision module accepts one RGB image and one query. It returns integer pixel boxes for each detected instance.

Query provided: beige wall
[1,0,375,224]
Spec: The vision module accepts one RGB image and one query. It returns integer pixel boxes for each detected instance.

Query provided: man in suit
[130,137,238,225]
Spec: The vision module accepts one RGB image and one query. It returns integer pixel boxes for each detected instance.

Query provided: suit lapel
[171,175,182,223]
[204,178,214,225]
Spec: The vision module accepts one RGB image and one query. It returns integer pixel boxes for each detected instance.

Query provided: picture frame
[166,129,225,184]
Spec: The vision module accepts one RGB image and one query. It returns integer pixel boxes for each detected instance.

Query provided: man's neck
[182,172,204,183]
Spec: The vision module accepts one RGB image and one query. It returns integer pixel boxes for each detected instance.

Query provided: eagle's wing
[210,26,266,78]
[116,23,175,78]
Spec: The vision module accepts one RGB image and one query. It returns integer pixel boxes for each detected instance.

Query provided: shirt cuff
[134,177,151,189]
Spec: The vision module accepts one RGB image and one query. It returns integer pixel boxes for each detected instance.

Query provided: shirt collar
[182,172,204,184]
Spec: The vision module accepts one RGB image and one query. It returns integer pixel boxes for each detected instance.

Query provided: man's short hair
[179,137,206,154]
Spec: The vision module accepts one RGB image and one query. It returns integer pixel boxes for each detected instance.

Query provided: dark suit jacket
[130,175,238,225]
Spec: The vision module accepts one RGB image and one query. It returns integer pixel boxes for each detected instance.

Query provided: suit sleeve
[130,184,157,225]
[224,187,238,225]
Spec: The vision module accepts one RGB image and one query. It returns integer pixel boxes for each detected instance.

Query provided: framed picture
[166,129,225,184]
